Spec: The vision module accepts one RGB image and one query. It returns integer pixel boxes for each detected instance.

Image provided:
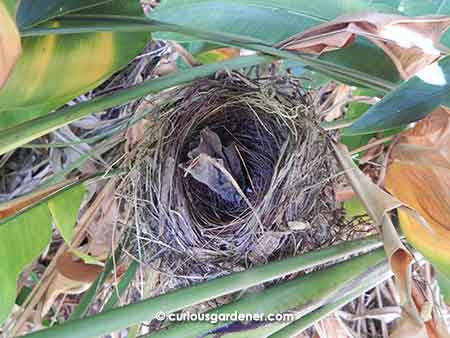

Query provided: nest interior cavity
[122,73,340,283]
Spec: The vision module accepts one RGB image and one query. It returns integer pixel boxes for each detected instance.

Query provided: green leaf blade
[16,0,110,29]
[347,55,450,135]
[47,183,86,244]
[0,0,151,131]
[0,205,52,324]
[149,0,401,83]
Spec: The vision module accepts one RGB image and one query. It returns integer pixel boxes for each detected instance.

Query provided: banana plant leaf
[149,0,402,83]
[0,179,87,324]
[0,0,151,131]
[16,0,109,29]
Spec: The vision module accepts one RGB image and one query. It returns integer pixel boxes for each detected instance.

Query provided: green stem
[20,237,382,338]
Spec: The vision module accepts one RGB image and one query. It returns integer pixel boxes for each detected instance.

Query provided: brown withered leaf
[200,47,240,61]
[385,106,450,286]
[390,106,450,171]
[332,143,425,329]
[248,231,285,264]
[0,2,21,88]
[185,128,245,199]
[323,84,352,122]
[184,153,242,203]
[411,281,450,338]
[42,251,103,316]
[277,13,450,79]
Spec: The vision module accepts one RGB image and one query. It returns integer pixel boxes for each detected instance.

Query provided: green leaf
[437,270,450,305]
[0,0,21,89]
[341,88,403,153]
[0,205,52,324]
[150,0,401,83]
[47,184,99,265]
[16,0,110,29]
[47,183,85,243]
[0,0,150,131]
[343,197,367,219]
[102,260,139,311]
[143,251,388,338]
[20,238,383,338]
[347,55,450,135]
[341,88,378,151]
[0,180,90,324]
[395,0,450,16]
[0,55,274,155]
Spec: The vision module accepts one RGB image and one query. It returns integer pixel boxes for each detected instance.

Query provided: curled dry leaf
[42,251,103,316]
[0,2,21,89]
[332,143,426,331]
[385,106,450,278]
[277,13,450,79]
[411,280,450,338]
[322,84,351,122]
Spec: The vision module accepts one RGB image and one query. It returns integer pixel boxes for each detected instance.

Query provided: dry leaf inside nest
[183,128,246,204]
[277,13,450,79]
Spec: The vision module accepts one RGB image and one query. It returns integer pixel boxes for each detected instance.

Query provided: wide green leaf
[437,270,450,305]
[0,205,52,324]
[150,0,400,83]
[47,183,85,244]
[16,0,110,29]
[0,181,88,324]
[0,0,150,131]
[347,55,450,135]
[0,0,21,89]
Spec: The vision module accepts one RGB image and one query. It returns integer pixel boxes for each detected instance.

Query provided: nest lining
[121,73,341,283]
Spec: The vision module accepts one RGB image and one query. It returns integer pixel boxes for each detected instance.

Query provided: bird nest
[120,73,341,285]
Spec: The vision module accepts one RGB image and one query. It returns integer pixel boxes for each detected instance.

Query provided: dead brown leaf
[248,231,285,263]
[184,128,245,203]
[390,106,450,171]
[385,106,450,257]
[322,84,351,122]
[385,106,450,338]
[42,251,103,316]
[0,2,21,88]
[277,13,450,79]
[411,281,450,338]
[332,143,425,329]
